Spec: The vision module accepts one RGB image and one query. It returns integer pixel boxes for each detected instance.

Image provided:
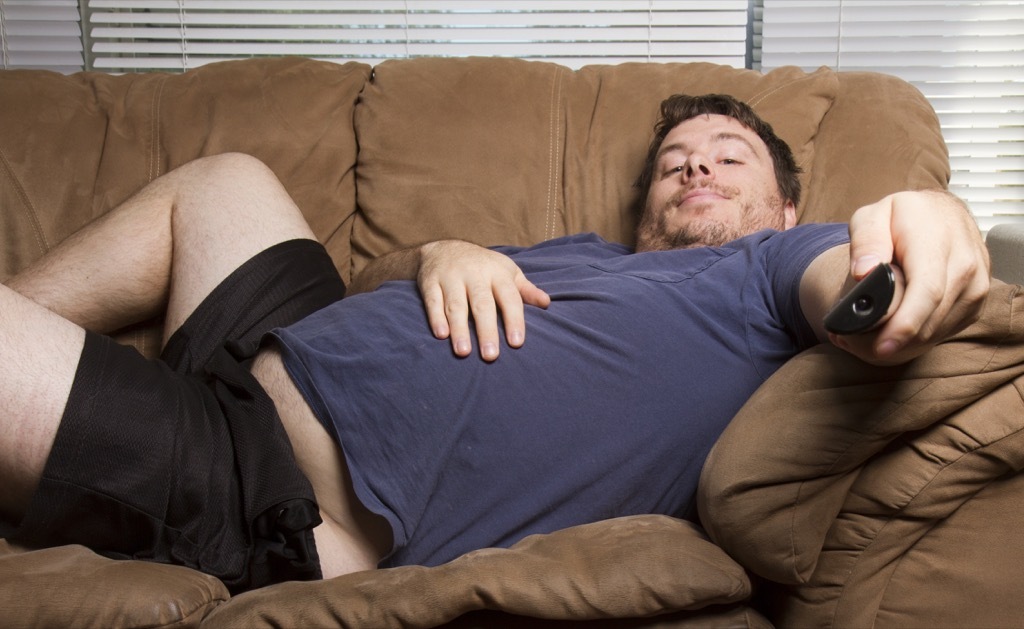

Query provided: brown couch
[2,56,1022,628]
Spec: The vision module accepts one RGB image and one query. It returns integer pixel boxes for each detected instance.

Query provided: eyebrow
[656,131,760,162]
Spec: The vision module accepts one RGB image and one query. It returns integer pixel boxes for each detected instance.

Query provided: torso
[271,225,849,567]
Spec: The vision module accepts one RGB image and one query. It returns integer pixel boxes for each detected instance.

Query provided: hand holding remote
[824,262,896,335]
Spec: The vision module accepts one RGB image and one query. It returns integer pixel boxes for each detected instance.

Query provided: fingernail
[877,339,900,357]
[481,342,498,360]
[853,255,882,279]
[455,339,472,355]
[508,330,524,346]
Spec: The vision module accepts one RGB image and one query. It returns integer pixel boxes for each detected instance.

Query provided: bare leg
[0,152,316,515]
[2,152,384,576]
[0,286,84,517]
[252,348,391,577]
[7,152,318,343]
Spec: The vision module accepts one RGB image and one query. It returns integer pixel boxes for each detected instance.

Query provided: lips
[670,183,731,209]
[682,189,723,203]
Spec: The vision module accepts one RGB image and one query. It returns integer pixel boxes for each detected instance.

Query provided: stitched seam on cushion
[149,74,170,182]
[0,144,50,259]
[544,67,565,241]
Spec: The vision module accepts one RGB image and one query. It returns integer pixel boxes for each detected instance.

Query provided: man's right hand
[416,240,550,361]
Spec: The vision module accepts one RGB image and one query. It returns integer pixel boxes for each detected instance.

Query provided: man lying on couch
[0,94,990,593]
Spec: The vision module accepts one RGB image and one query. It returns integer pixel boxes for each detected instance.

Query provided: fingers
[847,197,896,279]
[433,275,549,362]
[873,255,987,363]
[828,264,909,365]
[467,278,503,361]
[418,242,549,362]
[498,274,552,350]
[421,275,484,359]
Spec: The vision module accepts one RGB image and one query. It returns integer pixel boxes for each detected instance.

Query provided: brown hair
[635,94,801,213]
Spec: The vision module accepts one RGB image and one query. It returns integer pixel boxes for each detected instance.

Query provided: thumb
[848,199,895,279]
[516,274,551,309]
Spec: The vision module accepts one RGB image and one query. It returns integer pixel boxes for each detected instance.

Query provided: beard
[635,182,789,252]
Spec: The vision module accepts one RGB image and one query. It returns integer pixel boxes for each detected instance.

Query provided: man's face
[635,114,796,252]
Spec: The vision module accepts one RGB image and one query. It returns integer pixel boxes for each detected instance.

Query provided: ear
[782,200,797,230]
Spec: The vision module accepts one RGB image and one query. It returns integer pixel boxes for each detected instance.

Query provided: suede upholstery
[3,57,1018,628]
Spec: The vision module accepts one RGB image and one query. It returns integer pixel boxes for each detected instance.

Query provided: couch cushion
[698,282,1024,602]
[774,387,1024,628]
[153,57,370,281]
[352,59,838,276]
[203,515,753,628]
[0,540,228,629]
[800,70,951,224]
[352,57,574,273]
[562,63,838,241]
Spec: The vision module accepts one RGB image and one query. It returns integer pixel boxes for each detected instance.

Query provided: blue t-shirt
[272,223,849,567]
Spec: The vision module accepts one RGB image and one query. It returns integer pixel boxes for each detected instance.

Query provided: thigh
[0,284,85,518]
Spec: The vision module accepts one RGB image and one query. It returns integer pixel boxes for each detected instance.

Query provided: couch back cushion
[351,58,839,276]
[801,70,951,225]
[562,63,837,241]
[0,57,369,283]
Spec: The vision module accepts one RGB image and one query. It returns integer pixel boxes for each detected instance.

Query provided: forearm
[799,244,855,344]
[348,241,456,296]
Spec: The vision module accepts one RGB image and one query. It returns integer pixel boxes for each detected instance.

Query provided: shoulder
[728,224,850,274]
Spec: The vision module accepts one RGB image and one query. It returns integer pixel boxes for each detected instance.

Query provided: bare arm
[347,245,424,296]
[349,240,550,361]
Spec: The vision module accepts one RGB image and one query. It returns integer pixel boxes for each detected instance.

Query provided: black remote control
[823,262,896,335]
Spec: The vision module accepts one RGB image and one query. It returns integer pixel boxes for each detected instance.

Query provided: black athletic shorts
[8,239,346,593]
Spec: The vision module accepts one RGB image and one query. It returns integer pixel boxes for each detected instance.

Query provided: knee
[164,152,312,242]
[186,152,278,187]
[171,152,296,216]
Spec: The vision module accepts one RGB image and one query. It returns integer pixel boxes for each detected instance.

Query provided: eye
[720,158,741,165]
[660,164,685,179]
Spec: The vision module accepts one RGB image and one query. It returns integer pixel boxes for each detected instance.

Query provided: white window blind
[0,0,84,72]
[760,0,1024,233]
[83,0,750,72]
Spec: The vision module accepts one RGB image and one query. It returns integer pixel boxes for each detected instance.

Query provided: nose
[683,153,714,182]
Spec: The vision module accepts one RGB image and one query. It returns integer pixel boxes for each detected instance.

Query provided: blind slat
[88,0,748,10]
[89,9,749,27]
[88,26,748,43]
[1,0,83,71]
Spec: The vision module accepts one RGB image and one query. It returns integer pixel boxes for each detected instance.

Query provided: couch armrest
[986,223,1024,286]
[0,540,228,629]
